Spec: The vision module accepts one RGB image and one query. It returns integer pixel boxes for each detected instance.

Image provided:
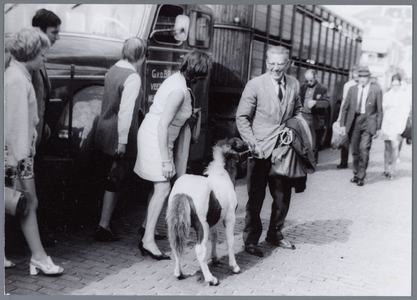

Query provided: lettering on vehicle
[150,83,162,91]
[151,69,178,79]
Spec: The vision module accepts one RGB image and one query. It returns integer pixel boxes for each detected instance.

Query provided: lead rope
[259,127,293,150]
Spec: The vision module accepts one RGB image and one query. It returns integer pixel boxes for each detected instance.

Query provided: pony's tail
[166,193,192,258]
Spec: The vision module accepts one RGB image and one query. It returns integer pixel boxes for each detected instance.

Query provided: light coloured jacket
[5,59,39,166]
[236,73,302,158]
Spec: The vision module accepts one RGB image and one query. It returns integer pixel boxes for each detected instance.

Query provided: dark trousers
[243,157,292,246]
[350,114,373,180]
[314,128,324,163]
[340,134,350,166]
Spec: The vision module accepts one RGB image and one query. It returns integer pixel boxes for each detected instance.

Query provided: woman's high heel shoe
[29,256,64,276]
[138,241,170,260]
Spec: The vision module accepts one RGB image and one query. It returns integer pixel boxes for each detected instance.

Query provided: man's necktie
[278,82,283,101]
[357,88,363,113]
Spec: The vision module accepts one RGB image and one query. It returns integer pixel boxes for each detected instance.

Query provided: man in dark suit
[236,46,302,257]
[340,66,383,186]
[32,9,61,147]
[300,69,330,163]
[32,9,61,247]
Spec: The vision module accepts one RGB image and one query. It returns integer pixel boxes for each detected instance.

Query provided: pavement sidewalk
[4,138,412,296]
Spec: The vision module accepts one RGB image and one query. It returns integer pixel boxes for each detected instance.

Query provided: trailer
[208,4,363,148]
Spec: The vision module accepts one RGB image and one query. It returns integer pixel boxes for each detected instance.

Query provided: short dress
[134,73,191,182]
[5,137,36,180]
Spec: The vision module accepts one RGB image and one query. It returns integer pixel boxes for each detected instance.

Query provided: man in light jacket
[236,45,302,257]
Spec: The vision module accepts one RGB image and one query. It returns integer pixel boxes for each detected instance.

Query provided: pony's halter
[237,149,253,157]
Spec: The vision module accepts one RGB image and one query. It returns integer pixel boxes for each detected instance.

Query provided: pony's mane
[204,143,231,176]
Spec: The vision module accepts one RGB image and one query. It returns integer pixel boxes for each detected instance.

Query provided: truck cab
[6,3,213,160]
[5,4,214,215]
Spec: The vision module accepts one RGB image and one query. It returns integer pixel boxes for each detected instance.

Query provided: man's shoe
[357,180,364,186]
[266,237,295,250]
[278,239,296,250]
[350,177,359,183]
[337,164,348,169]
[94,226,120,242]
[265,236,280,246]
[244,244,263,257]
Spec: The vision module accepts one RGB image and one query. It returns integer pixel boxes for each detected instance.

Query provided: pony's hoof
[176,273,186,280]
[212,258,221,265]
[209,277,220,286]
[232,265,241,274]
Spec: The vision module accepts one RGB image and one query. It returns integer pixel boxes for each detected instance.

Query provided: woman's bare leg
[141,181,171,255]
[19,178,48,263]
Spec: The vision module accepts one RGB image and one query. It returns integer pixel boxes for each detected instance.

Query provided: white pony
[166,138,251,286]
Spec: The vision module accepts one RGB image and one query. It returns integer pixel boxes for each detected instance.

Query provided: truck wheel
[54,85,104,160]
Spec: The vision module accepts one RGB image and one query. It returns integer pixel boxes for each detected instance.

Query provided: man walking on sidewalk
[336,65,359,169]
[300,69,330,163]
[340,66,383,186]
[236,45,302,257]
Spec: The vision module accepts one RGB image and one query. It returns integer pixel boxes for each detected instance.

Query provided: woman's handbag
[191,108,201,144]
[5,177,27,217]
[401,111,412,140]
[187,88,201,144]
[105,157,132,192]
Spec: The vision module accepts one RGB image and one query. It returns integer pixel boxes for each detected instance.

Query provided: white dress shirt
[357,83,370,114]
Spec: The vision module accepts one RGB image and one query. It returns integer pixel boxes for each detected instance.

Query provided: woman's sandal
[5,257,15,268]
[29,256,64,276]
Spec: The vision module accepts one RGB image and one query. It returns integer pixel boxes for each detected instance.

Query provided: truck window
[5,4,147,40]
[189,10,212,48]
[152,5,185,45]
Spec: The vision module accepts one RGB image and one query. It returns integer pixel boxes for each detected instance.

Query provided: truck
[4,4,362,223]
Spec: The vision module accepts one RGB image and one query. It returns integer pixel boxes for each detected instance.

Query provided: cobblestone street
[4,138,412,296]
